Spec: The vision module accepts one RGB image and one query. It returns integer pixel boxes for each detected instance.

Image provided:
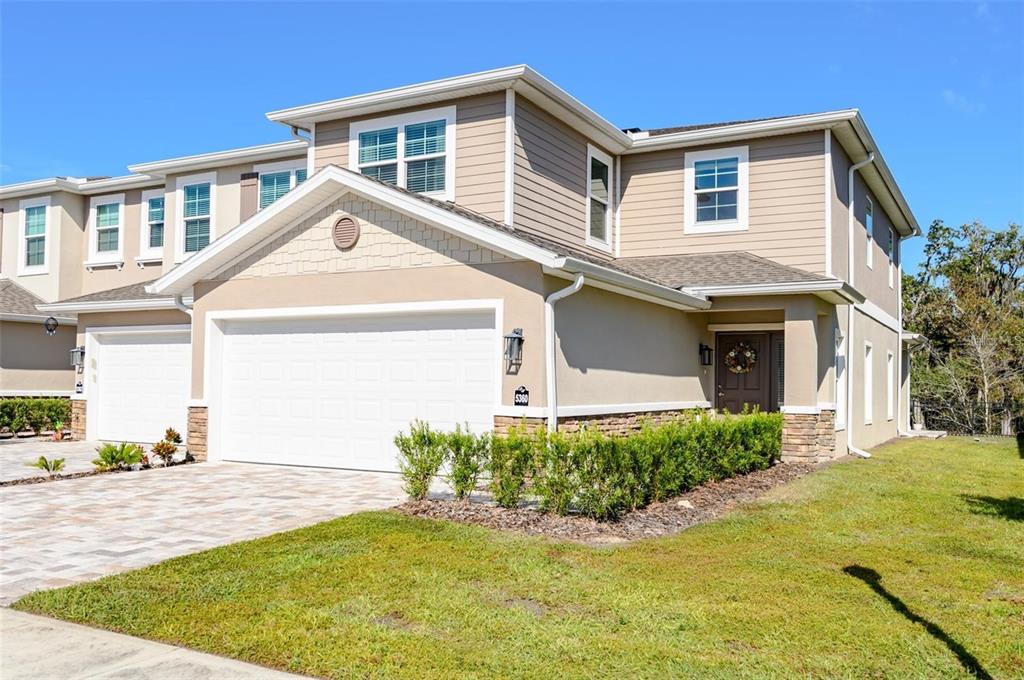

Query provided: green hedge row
[0,398,71,435]
[395,411,783,521]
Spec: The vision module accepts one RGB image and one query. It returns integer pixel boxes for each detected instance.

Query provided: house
[3,65,918,468]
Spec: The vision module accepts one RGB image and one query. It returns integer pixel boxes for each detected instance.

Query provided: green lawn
[15,437,1023,678]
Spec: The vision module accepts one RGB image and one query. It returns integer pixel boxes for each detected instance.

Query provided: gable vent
[332,215,360,251]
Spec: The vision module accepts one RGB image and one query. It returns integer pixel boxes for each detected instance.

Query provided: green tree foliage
[903,220,1023,433]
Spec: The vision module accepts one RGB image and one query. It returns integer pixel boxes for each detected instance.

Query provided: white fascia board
[76,174,163,195]
[0,175,162,200]
[0,177,79,200]
[0,312,76,323]
[626,110,860,154]
[36,298,185,314]
[147,165,563,296]
[548,259,711,311]
[688,279,865,304]
[848,113,921,236]
[128,140,308,177]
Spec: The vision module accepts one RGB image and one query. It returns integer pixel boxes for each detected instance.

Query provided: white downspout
[846,152,874,458]
[545,273,585,431]
[173,294,193,317]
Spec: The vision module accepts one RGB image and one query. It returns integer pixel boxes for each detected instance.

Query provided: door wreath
[724,342,758,374]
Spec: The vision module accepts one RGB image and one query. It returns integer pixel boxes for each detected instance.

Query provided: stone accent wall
[70,399,86,440]
[187,406,208,462]
[494,409,704,436]
[782,410,836,462]
[215,194,509,280]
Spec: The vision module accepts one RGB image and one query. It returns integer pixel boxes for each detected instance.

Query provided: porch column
[781,299,835,461]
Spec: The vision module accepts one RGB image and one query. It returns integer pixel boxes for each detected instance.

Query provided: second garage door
[216,310,497,471]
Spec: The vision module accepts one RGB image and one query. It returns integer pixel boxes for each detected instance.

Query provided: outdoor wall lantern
[43,316,59,336]
[504,328,524,371]
[699,343,714,366]
[70,346,86,369]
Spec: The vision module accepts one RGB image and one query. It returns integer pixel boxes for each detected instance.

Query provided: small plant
[92,442,145,472]
[395,420,445,500]
[164,427,182,444]
[488,426,538,508]
[151,439,177,467]
[445,424,489,501]
[27,456,65,478]
[51,420,65,442]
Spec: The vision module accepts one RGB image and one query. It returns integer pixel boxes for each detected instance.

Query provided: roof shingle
[0,278,47,316]
[55,280,167,304]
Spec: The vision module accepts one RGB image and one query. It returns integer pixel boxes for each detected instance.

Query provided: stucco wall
[0,319,76,393]
[849,309,900,448]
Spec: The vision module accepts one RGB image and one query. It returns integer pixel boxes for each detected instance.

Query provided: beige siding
[78,189,163,296]
[313,93,507,222]
[0,320,76,393]
[620,132,827,274]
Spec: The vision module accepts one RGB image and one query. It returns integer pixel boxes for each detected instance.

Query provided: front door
[716,333,771,413]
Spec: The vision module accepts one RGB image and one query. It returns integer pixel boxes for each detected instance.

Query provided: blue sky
[1,2,1021,273]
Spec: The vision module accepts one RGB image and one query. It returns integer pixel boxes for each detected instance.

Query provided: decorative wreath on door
[724,342,758,374]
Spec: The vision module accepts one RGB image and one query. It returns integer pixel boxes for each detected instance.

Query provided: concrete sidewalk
[0,608,309,679]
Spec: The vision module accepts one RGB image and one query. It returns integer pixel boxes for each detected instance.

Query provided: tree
[902,220,1023,434]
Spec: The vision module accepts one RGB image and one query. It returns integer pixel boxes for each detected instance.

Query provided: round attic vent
[332,215,360,251]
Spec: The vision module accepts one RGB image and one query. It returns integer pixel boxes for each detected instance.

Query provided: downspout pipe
[846,152,875,459]
[545,273,585,431]
[173,294,193,317]
[289,125,310,143]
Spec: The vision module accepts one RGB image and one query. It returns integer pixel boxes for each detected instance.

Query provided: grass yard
[15,437,1023,678]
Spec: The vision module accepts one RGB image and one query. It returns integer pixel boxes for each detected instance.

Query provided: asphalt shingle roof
[56,280,167,304]
[643,113,815,137]
[613,252,828,289]
[0,278,47,316]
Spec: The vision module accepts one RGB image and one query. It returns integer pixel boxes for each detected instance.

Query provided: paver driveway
[0,462,405,605]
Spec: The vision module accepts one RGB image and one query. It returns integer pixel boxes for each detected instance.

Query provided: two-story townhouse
[19,65,918,470]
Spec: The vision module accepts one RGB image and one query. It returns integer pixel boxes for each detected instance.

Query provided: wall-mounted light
[70,346,86,369]
[43,316,59,336]
[504,328,524,372]
[699,343,714,366]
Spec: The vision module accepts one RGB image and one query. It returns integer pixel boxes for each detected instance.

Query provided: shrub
[93,442,145,472]
[532,430,576,515]
[488,426,538,508]
[164,428,183,444]
[27,456,65,477]
[151,440,177,466]
[445,424,489,501]
[395,420,445,500]
[0,398,70,435]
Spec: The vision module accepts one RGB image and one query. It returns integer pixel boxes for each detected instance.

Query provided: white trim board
[0,390,75,398]
[494,401,713,419]
[854,299,900,333]
[707,322,784,332]
[503,88,515,226]
[584,144,614,253]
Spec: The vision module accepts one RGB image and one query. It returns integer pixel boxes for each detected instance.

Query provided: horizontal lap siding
[513,97,611,259]
[620,132,827,274]
[313,93,506,222]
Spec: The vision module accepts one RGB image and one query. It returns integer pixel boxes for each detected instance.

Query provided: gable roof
[0,278,75,321]
[36,280,184,314]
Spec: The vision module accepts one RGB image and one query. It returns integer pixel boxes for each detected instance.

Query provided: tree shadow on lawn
[961,495,1024,522]
[842,566,993,680]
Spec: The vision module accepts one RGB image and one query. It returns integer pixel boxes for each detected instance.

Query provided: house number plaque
[514,386,530,406]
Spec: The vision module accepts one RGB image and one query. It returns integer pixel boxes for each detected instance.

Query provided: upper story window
[19,198,49,275]
[684,145,749,234]
[887,227,896,288]
[865,197,874,269]
[87,194,124,265]
[586,144,613,252]
[175,171,216,261]
[256,161,308,210]
[349,105,456,201]
[138,189,165,262]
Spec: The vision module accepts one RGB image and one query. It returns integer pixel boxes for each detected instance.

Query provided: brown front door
[716,333,771,413]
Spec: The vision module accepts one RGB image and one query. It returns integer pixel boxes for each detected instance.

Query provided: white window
[87,194,125,265]
[886,350,894,421]
[835,329,847,430]
[18,197,50,275]
[349,105,456,201]
[865,197,874,269]
[586,144,613,251]
[254,160,308,210]
[887,227,896,288]
[138,189,165,262]
[864,341,873,425]
[175,172,216,262]
[684,145,749,234]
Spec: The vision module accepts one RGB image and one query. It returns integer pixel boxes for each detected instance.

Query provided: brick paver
[0,462,404,604]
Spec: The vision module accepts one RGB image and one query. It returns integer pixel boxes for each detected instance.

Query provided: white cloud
[942,89,986,114]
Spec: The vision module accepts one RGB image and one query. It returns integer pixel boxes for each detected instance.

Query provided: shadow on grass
[843,566,993,680]
[961,495,1024,521]
[1017,432,1023,459]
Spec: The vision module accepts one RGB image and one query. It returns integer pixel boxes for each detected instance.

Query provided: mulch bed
[398,462,819,545]
[0,461,197,488]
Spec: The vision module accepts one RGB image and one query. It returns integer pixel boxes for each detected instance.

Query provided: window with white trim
[138,189,165,262]
[835,329,847,430]
[23,204,47,269]
[183,182,211,253]
[886,350,894,421]
[887,226,896,288]
[864,342,873,425]
[865,197,874,269]
[586,145,613,250]
[349,106,455,201]
[258,166,308,210]
[684,145,749,234]
[87,194,124,264]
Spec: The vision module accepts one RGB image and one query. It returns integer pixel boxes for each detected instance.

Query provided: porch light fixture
[43,316,59,336]
[70,346,86,369]
[504,328,524,372]
[699,343,714,366]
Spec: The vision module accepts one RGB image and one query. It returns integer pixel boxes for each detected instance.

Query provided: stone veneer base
[70,399,87,441]
[494,409,706,437]
[187,406,208,462]
[781,410,837,462]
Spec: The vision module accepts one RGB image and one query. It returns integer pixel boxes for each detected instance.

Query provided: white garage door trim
[83,324,192,442]
[203,299,504,466]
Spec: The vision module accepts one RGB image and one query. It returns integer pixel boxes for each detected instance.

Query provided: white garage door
[217,311,497,471]
[95,331,190,443]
